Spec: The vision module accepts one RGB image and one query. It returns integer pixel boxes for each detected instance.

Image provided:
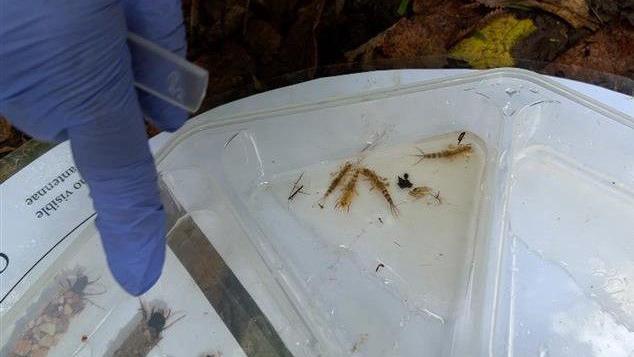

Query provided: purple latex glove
[0,0,186,295]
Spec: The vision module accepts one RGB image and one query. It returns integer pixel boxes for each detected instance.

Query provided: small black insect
[375,263,385,273]
[147,309,168,338]
[397,173,413,189]
[140,301,184,339]
[458,131,466,144]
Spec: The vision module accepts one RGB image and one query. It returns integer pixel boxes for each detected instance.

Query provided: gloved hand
[0,0,187,295]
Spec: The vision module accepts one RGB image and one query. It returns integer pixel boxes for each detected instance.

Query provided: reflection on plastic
[128,33,209,112]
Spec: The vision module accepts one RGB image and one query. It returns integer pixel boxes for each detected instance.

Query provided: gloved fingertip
[138,92,188,132]
[98,206,167,296]
[118,262,163,296]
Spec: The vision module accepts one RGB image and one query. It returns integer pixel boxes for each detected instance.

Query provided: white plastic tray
[156,68,634,356]
[2,68,632,357]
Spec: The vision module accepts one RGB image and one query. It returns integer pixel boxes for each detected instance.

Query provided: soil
[1,0,632,159]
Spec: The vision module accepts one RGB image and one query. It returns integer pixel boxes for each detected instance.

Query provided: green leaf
[397,0,410,16]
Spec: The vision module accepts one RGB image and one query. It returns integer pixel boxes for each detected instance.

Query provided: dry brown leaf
[278,0,326,77]
[345,0,481,64]
[198,0,249,44]
[194,42,256,110]
[245,19,282,63]
[476,0,599,29]
[588,0,634,25]
[344,18,446,63]
[512,13,570,66]
[0,116,11,143]
[544,24,634,94]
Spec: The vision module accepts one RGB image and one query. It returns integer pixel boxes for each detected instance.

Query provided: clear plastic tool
[127,32,209,113]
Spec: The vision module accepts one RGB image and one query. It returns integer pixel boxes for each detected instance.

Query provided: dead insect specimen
[335,168,360,212]
[412,144,473,164]
[322,161,354,200]
[360,168,398,216]
[408,186,433,198]
[457,131,466,144]
[397,173,413,189]
[288,172,307,201]
[409,186,441,205]
[113,301,184,357]
[10,269,104,357]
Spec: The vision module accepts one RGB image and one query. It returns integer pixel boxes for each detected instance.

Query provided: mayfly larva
[409,186,441,205]
[335,168,360,212]
[113,301,184,357]
[413,144,472,164]
[360,168,398,216]
[408,186,433,198]
[322,161,354,200]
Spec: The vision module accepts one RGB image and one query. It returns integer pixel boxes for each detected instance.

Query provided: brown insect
[409,186,441,205]
[360,168,398,216]
[408,186,433,198]
[412,144,472,164]
[113,301,184,357]
[322,161,353,200]
[335,168,360,212]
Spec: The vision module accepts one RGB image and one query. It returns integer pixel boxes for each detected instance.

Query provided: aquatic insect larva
[335,168,360,212]
[408,186,433,198]
[323,161,353,200]
[360,168,398,216]
[409,186,441,205]
[412,144,472,164]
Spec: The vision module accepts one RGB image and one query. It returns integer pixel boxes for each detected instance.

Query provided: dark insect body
[397,173,413,189]
[458,131,466,144]
[113,301,184,357]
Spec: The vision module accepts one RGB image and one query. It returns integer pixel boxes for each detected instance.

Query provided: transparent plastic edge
[155,68,634,165]
[128,32,209,112]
